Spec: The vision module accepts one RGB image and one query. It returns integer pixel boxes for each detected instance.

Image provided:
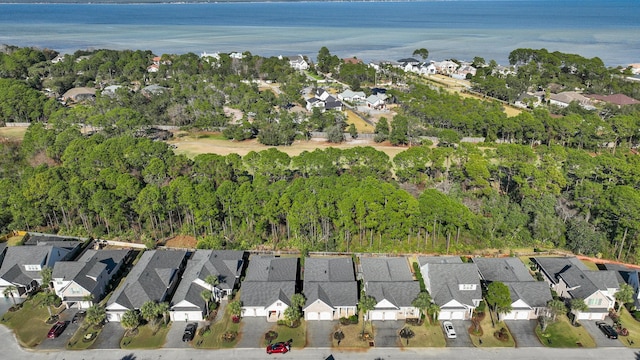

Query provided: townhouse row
[0,233,630,323]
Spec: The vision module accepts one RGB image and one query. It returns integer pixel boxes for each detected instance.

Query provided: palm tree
[42,293,59,317]
[85,305,106,328]
[284,305,301,327]
[82,294,95,308]
[140,301,160,327]
[3,285,17,307]
[156,302,170,326]
[204,275,219,303]
[228,300,242,320]
[615,283,635,314]
[427,302,441,323]
[546,299,566,322]
[201,290,212,317]
[358,294,376,335]
[569,298,588,325]
[121,309,141,332]
[40,267,53,293]
[411,292,432,319]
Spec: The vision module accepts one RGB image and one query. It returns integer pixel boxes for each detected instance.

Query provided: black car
[182,323,197,342]
[596,321,618,339]
[72,310,86,324]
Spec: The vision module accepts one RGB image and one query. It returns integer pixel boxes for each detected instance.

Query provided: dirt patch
[162,235,197,249]
[0,126,27,141]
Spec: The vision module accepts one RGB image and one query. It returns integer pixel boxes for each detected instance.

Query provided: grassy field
[194,302,242,349]
[403,320,447,348]
[536,315,596,348]
[618,307,640,347]
[168,134,408,159]
[345,109,374,133]
[331,317,374,349]
[0,126,28,141]
[120,324,170,349]
[470,315,515,347]
[268,321,307,349]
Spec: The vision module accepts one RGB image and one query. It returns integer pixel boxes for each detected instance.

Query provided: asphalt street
[1,325,637,360]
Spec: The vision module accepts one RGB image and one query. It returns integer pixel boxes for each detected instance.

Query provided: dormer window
[459,284,476,291]
[25,264,41,271]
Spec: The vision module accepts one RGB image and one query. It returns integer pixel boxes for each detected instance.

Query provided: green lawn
[331,318,373,348]
[0,293,58,348]
[120,324,169,349]
[67,323,103,350]
[470,315,515,347]
[268,321,307,348]
[402,320,446,348]
[536,315,595,348]
[194,305,241,348]
[618,307,640,347]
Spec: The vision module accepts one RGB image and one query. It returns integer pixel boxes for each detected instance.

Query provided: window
[459,284,476,291]
[24,264,41,271]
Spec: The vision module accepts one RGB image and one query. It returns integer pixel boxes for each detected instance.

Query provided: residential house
[61,87,96,103]
[418,256,482,320]
[306,88,343,112]
[302,257,358,321]
[586,94,640,107]
[432,60,459,75]
[601,263,640,310]
[240,255,298,322]
[337,89,366,103]
[52,249,131,309]
[170,250,246,322]
[473,257,552,320]
[366,94,387,109]
[288,55,309,71]
[548,91,596,110]
[0,244,78,299]
[359,256,420,321]
[105,250,188,322]
[533,257,619,320]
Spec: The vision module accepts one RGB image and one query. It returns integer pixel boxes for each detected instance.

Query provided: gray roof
[171,250,245,309]
[107,250,187,310]
[365,281,421,308]
[24,233,85,250]
[240,281,295,307]
[534,257,619,299]
[360,257,413,282]
[53,249,130,295]
[504,281,552,307]
[422,262,482,307]
[304,257,354,282]
[473,257,534,282]
[244,256,298,282]
[303,257,357,309]
[0,246,72,286]
[417,256,463,265]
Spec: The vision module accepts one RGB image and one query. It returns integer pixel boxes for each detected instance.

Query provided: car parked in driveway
[596,321,618,339]
[72,310,86,324]
[266,341,290,354]
[443,321,457,339]
[47,321,67,339]
[182,323,197,342]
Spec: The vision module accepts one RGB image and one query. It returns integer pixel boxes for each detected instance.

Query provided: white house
[302,257,358,321]
[288,55,309,71]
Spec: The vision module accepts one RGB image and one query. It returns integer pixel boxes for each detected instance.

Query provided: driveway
[306,320,336,348]
[372,320,402,347]
[237,317,272,348]
[37,307,79,350]
[164,321,202,349]
[505,320,542,347]
[581,320,625,348]
[90,322,125,349]
[444,320,473,348]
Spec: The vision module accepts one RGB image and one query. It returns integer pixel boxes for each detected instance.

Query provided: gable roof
[534,257,619,299]
[244,256,298,282]
[360,257,413,282]
[504,281,553,308]
[53,249,130,294]
[24,233,84,250]
[171,250,245,310]
[0,246,72,286]
[418,256,463,265]
[107,250,187,310]
[419,260,481,307]
[365,281,421,308]
[303,257,357,309]
[586,94,640,106]
[473,257,534,282]
[240,281,295,307]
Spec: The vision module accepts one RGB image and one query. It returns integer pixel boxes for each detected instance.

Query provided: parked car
[266,341,290,354]
[443,321,457,339]
[47,321,68,339]
[596,321,618,339]
[182,323,197,342]
[72,310,86,324]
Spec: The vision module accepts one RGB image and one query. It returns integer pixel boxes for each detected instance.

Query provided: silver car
[443,321,457,339]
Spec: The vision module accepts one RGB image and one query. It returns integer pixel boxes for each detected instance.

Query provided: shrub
[339,317,351,326]
[265,330,278,342]
[494,327,509,342]
[222,331,237,342]
[349,315,358,324]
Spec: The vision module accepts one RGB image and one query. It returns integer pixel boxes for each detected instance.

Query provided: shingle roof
[0,246,72,286]
[240,281,295,307]
[360,257,413,282]
[53,249,130,295]
[534,257,619,299]
[303,257,357,309]
[473,257,534,282]
[171,250,245,310]
[107,250,187,310]
[244,256,298,282]
[365,281,421,308]
[304,257,354,282]
[24,233,84,250]
[421,262,481,307]
[418,256,463,265]
[504,281,552,307]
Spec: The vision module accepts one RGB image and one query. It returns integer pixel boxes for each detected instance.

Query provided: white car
[443,321,456,339]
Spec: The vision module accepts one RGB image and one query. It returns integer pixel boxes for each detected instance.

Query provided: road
[1,325,636,360]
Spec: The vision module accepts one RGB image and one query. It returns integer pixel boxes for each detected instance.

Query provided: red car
[47,321,67,339]
[266,341,290,354]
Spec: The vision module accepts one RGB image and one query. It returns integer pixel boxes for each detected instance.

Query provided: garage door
[502,312,516,320]
[451,311,464,320]
[383,311,397,320]
[306,312,319,320]
[370,312,384,320]
[439,311,452,320]
[320,312,333,320]
[171,311,203,322]
[516,311,529,320]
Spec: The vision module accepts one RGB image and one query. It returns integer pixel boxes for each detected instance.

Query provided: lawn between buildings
[536,315,596,348]
[0,292,62,348]
[120,324,170,349]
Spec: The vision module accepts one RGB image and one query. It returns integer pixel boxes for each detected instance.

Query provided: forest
[1,45,640,263]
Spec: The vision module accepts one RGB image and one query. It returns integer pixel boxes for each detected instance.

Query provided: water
[0,0,638,66]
